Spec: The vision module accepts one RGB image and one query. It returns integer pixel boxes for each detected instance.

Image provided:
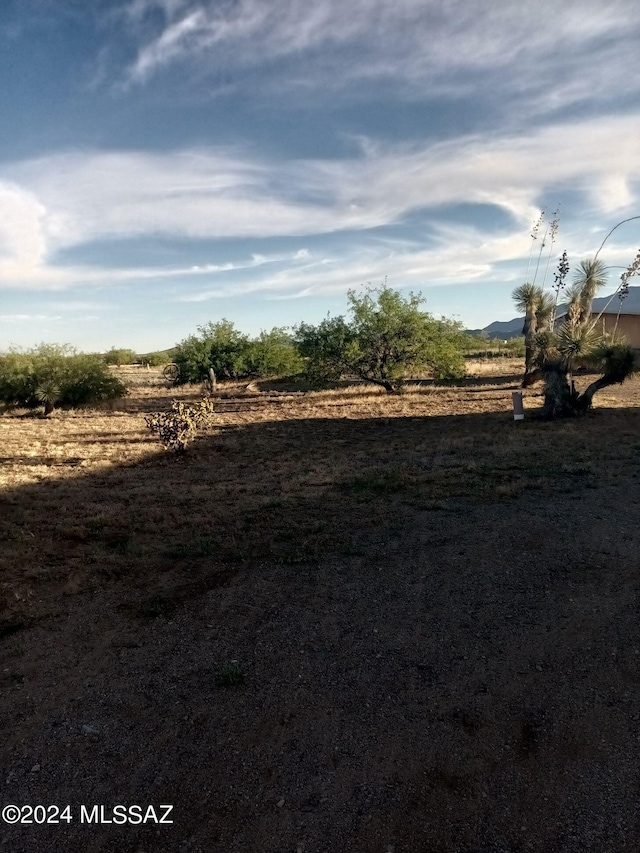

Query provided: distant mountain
[481,317,525,339]
[471,286,640,340]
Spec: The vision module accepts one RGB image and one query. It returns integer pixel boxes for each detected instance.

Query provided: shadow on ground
[1,406,640,852]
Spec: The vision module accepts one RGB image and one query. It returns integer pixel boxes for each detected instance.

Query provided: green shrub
[505,337,526,357]
[173,321,303,383]
[173,320,249,383]
[103,347,138,365]
[140,350,173,367]
[0,344,127,412]
[244,328,304,377]
[294,315,356,385]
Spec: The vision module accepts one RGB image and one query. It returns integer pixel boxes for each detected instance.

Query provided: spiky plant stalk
[525,210,545,285]
[531,224,548,286]
[588,214,640,328]
[552,250,570,326]
[593,215,640,264]
[613,282,630,338]
[613,250,640,334]
[541,206,560,288]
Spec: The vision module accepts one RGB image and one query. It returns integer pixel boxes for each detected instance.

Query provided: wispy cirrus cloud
[119,0,640,116]
[1,110,640,293]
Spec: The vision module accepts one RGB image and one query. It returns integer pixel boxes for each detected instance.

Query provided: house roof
[556,285,640,319]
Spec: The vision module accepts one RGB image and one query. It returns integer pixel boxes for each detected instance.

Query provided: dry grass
[2,365,640,618]
[464,356,524,377]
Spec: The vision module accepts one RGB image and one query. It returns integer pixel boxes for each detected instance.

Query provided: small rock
[276,798,285,808]
[81,724,100,736]
[30,764,40,773]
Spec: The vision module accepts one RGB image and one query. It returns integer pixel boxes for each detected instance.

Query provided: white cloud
[2,111,640,292]
[0,182,48,268]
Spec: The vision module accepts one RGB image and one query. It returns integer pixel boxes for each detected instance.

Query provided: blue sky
[2,0,640,352]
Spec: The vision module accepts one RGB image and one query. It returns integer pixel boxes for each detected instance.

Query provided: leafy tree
[173,320,250,383]
[104,347,138,365]
[295,285,466,391]
[294,315,357,385]
[0,344,127,414]
[244,328,304,377]
[140,350,173,367]
[174,322,304,383]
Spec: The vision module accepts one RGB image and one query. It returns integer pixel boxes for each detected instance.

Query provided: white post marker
[512,391,524,421]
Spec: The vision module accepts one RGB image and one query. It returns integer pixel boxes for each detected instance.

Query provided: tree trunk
[373,379,396,393]
[522,305,538,386]
[522,368,542,388]
[540,362,629,418]
[577,375,617,412]
[43,400,55,417]
[359,373,397,392]
[541,365,580,418]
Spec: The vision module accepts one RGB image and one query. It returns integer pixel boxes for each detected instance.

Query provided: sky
[2,0,640,353]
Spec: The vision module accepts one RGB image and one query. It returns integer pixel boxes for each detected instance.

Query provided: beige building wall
[595,313,640,348]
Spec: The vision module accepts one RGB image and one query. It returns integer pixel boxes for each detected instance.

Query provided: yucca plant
[34,380,60,416]
[512,283,555,382]
[515,212,640,416]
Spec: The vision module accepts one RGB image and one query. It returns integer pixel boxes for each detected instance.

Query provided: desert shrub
[244,328,304,377]
[294,316,356,385]
[0,344,127,413]
[505,336,526,357]
[103,347,138,365]
[144,397,216,452]
[465,336,525,358]
[173,320,250,383]
[140,350,172,367]
[174,321,304,383]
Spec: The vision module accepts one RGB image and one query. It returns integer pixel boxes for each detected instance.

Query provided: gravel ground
[2,477,640,853]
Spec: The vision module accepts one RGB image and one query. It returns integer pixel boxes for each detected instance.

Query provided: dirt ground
[1,363,640,852]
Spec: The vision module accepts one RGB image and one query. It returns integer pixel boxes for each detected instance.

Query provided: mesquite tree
[295,285,467,391]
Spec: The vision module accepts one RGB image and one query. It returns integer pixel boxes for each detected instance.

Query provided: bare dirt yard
[1,361,640,853]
